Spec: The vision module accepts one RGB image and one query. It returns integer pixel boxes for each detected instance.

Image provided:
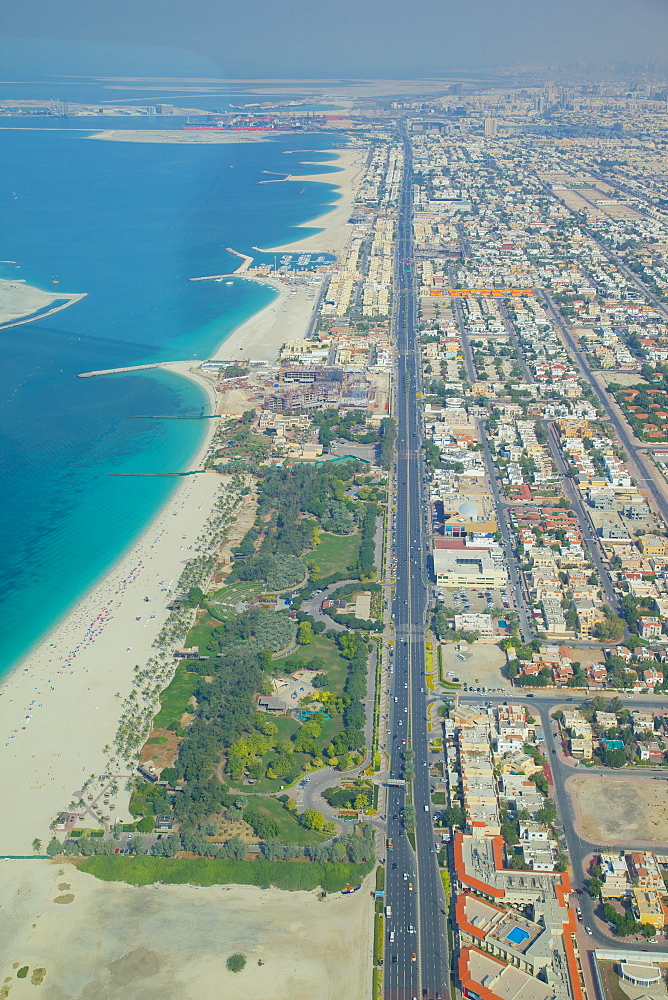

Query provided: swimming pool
[506,925,531,945]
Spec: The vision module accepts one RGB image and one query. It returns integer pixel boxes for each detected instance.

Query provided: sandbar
[0,277,86,330]
[0,861,373,1000]
[90,128,289,144]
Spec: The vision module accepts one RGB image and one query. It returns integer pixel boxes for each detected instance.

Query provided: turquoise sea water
[0,121,343,674]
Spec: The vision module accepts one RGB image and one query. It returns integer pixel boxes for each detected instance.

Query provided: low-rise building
[570,737,593,759]
[632,888,665,931]
[599,852,631,898]
[454,613,496,639]
[639,535,668,556]
[434,544,507,589]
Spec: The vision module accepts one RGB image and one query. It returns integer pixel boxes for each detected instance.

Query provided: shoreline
[0,366,220,853]
[212,146,365,361]
[213,272,320,362]
[0,362,219,679]
[256,147,365,254]
[0,143,364,853]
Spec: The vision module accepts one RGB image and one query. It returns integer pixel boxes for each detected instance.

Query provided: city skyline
[2,0,668,79]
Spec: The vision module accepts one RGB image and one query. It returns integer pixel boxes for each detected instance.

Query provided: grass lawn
[153,663,199,730]
[246,796,329,846]
[275,633,349,696]
[600,962,636,1000]
[312,531,360,577]
[238,716,342,794]
[184,616,219,655]
[271,717,300,741]
[315,717,343,751]
[431,792,446,805]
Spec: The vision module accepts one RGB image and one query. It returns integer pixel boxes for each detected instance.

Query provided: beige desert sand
[0,143,363,854]
[568,774,668,845]
[0,862,373,1000]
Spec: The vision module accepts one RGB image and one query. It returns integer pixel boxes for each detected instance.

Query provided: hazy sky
[3,0,668,78]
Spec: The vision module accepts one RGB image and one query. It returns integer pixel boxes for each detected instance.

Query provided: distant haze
[2,0,668,78]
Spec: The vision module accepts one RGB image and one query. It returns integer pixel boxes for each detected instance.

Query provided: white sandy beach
[214,275,322,361]
[0,144,365,855]
[217,147,366,359]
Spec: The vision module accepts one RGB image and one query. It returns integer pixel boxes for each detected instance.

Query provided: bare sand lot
[568,775,668,845]
[0,862,372,1000]
[596,371,646,388]
[440,642,510,691]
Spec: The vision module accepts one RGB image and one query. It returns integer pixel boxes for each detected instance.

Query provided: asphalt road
[382,132,449,1000]
[476,422,534,638]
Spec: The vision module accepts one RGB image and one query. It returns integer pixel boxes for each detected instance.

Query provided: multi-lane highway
[382,133,449,1000]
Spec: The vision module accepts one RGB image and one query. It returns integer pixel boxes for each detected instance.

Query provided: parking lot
[434,586,511,614]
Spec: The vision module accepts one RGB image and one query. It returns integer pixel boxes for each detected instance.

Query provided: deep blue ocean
[0,116,343,674]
